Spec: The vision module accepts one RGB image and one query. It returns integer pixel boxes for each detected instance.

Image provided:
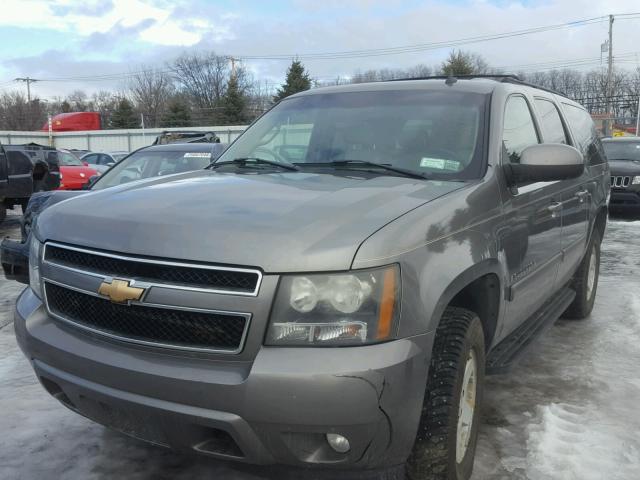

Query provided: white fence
[0,125,248,152]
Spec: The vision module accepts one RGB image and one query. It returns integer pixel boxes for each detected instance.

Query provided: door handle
[575,190,590,203]
[547,202,562,218]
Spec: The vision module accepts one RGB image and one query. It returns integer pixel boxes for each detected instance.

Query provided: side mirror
[83,161,89,167]
[83,175,99,189]
[506,144,584,185]
[1,238,29,284]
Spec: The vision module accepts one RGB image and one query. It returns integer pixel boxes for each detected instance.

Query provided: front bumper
[609,189,640,211]
[15,288,433,469]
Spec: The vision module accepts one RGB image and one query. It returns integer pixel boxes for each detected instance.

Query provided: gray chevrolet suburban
[13,76,609,479]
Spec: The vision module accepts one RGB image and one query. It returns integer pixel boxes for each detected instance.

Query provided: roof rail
[389,74,566,97]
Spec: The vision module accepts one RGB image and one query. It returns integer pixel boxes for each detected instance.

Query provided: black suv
[602,137,640,212]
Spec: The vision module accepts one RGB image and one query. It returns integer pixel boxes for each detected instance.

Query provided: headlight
[633,176,640,185]
[28,236,43,299]
[266,265,400,346]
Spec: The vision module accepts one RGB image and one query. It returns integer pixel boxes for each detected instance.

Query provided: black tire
[405,307,485,480]
[563,229,601,319]
[0,203,6,224]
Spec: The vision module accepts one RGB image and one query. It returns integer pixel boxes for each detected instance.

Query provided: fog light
[326,433,350,453]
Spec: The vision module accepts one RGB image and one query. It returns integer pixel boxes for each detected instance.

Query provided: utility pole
[636,96,640,137]
[606,14,614,136]
[14,77,38,102]
[229,56,237,79]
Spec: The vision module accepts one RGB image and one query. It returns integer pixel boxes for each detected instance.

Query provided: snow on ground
[1,212,639,479]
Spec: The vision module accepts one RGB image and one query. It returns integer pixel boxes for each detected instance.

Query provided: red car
[56,150,98,190]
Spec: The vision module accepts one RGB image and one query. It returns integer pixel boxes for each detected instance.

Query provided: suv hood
[36,170,464,272]
[609,160,640,176]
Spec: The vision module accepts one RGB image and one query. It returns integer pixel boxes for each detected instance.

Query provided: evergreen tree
[273,60,312,102]
[440,50,489,76]
[162,97,192,127]
[109,98,138,129]
[219,76,248,125]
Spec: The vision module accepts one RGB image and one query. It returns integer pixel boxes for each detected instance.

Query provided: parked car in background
[56,149,97,190]
[2,142,223,281]
[6,77,609,480]
[0,143,60,223]
[68,148,91,157]
[81,151,129,173]
[153,130,221,145]
[602,137,640,213]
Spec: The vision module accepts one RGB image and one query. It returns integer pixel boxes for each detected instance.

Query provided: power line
[234,16,609,60]
[1,13,622,86]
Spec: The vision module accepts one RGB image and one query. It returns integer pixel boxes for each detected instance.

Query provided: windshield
[217,90,488,179]
[603,141,640,161]
[58,151,84,166]
[92,149,212,190]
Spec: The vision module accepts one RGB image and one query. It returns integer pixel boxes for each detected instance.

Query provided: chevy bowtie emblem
[98,279,145,304]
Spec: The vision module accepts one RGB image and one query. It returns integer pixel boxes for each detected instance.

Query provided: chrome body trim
[43,241,263,297]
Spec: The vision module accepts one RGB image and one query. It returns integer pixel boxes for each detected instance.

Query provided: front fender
[352,176,506,338]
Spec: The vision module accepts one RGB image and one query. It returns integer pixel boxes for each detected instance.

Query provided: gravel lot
[1,210,639,480]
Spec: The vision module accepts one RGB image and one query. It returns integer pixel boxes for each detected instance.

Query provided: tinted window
[562,103,604,165]
[58,151,83,166]
[535,99,568,144]
[98,154,114,165]
[218,90,488,179]
[93,150,212,190]
[502,96,539,164]
[83,154,98,164]
[602,141,640,161]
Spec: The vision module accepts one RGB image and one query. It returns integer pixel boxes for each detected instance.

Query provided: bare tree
[66,90,90,111]
[171,52,230,109]
[90,90,119,128]
[0,91,47,130]
[129,67,174,127]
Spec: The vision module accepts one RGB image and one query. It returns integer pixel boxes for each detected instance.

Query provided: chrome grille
[41,242,258,353]
[611,176,631,188]
[44,242,262,296]
[44,281,250,353]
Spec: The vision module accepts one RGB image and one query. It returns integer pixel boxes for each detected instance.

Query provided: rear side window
[535,98,568,144]
[502,96,539,164]
[562,103,605,165]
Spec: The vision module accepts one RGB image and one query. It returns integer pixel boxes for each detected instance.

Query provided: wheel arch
[591,205,607,243]
[430,260,502,350]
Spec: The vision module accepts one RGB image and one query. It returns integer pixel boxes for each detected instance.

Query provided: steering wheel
[252,147,286,163]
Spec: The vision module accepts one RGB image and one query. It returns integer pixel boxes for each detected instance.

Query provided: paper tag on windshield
[184,152,211,158]
[420,157,460,171]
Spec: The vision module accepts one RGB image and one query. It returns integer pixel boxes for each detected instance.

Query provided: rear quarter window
[534,98,568,144]
[562,103,605,165]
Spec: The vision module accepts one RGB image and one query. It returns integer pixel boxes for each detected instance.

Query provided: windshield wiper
[209,157,299,171]
[298,160,429,180]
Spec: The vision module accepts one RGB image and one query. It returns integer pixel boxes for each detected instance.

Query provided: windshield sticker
[184,152,211,158]
[420,157,461,171]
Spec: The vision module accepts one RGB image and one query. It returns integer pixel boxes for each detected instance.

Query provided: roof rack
[390,74,566,97]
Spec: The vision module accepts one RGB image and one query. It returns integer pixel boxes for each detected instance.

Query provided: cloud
[0,0,228,47]
[2,0,640,99]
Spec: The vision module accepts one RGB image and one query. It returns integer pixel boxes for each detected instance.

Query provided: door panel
[498,94,563,338]
[500,182,563,336]
[557,181,589,285]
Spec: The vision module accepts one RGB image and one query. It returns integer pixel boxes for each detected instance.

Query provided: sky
[0,0,639,99]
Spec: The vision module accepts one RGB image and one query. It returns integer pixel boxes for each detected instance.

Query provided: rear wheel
[563,229,601,319]
[405,307,485,480]
[0,203,6,223]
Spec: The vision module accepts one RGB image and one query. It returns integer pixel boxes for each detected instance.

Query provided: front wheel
[405,307,485,480]
[563,229,601,319]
